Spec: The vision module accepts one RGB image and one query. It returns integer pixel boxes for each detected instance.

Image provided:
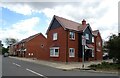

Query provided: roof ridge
[54,15,81,25]
[93,30,99,32]
[20,33,41,43]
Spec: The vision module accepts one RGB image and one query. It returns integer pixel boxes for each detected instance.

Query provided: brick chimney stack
[82,19,86,26]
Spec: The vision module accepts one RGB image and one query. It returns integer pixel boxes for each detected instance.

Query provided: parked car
[4,53,9,57]
[103,53,109,60]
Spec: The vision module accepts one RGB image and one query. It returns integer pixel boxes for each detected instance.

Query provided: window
[28,53,30,56]
[98,42,101,46]
[92,37,94,43]
[69,48,75,57]
[85,34,89,40]
[22,43,25,46]
[50,47,59,57]
[92,49,94,57]
[97,48,100,52]
[31,53,33,56]
[69,32,75,40]
[53,33,58,40]
[41,44,44,48]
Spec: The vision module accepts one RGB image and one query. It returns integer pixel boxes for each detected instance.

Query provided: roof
[92,30,99,36]
[20,33,44,43]
[46,15,88,33]
[87,44,94,48]
[85,44,94,49]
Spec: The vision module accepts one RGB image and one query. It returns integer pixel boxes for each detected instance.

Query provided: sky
[0,0,120,47]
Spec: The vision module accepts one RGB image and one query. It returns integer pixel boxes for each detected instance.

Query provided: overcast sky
[0,0,120,46]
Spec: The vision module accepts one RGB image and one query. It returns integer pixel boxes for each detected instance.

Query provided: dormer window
[53,33,58,40]
[85,33,89,40]
[69,32,75,40]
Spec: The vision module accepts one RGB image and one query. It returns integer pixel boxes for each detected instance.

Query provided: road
[2,56,119,78]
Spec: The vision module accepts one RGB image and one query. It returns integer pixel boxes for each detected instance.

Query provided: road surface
[2,56,119,78]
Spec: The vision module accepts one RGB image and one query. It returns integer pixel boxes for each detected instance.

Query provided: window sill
[69,38,75,41]
[50,56,59,57]
[69,56,75,58]
[53,39,57,41]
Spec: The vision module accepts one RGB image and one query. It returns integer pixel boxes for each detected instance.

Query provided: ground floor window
[50,47,59,57]
[92,49,94,57]
[69,48,75,57]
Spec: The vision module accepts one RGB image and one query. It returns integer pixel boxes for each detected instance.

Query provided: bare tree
[4,38,19,46]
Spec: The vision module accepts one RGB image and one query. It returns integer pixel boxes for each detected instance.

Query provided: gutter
[66,29,69,63]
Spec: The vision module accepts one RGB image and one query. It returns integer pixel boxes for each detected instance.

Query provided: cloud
[0,17,40,41]
[1,3,34,15]
[1,0,120,41]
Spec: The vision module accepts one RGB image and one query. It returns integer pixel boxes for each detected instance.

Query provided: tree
[2,47,9,55]
[4,38,19,46]
[107,34,120,63]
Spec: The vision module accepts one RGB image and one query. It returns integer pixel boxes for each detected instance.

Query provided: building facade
[46,15,103,62]
[92,30,103,60]
[11,33,49,60]
[10,15,103,62]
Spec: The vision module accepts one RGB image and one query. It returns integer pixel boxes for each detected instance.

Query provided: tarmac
[9,56,114,71]
[8,56,120,74]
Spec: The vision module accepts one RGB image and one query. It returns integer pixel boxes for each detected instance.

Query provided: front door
[84,49,92,61]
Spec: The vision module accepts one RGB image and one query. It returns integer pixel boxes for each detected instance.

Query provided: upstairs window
[92,37,94,43]
[23,43,25,46]
[85,33,89,40]
[98,42,101,46]
[69,32,75,40]
[53,33,58,40]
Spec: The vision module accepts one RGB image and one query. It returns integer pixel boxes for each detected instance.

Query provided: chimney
[82,19,86,25]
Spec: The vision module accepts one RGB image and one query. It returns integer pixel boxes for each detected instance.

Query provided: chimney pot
[82,19,86,25]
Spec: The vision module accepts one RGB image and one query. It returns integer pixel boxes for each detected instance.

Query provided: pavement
[9,56,116,72]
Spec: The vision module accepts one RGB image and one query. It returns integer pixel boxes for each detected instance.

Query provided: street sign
[82,36,86,45]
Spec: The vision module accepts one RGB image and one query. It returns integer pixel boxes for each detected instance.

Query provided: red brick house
[9,43,18,56]
[15,33,49,60]
[46,15,103,62]
[92,30,103,60]
[10,15,102,62]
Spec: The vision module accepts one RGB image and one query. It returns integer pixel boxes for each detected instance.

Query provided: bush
[89,62,120,70]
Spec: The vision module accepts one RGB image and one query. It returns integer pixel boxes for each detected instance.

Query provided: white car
[4,53,9,57]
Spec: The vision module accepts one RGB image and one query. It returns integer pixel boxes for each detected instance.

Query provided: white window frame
[98,42,101,46]
[41,44,44,48]
[50,47,59,57]
[69,32,75,40]
[21,43,24,47]
[97,48,101,52]
[53,33,58,40]
[92,37,94,43]
[69,48,75,57]
[28,53,30,56]
[92,49,94,57]
[31,53,34,56]
[85,33,89,40]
